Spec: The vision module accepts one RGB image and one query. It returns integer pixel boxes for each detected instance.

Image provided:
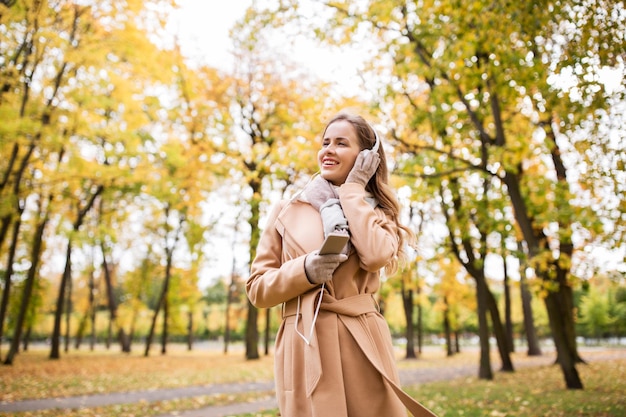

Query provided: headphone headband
[370,124,380,153]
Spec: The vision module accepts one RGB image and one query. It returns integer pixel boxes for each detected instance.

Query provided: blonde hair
[322,113,416,274]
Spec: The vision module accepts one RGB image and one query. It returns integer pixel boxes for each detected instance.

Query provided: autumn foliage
[1,0,625,395]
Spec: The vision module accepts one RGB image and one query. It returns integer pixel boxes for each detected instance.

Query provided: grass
[408,358,626,417]
[0,344,624,416]
[0,344,274,402]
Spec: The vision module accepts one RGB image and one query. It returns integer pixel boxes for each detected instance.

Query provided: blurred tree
[434,257,472,357]
[578,287,614,341]
[0,0,190,360]
[577,272,626,342]
[516,240,543,356]
[140,39,230,355]
[3,190,51,364]
[393,201,432,359]
[612,285,626,339]
[396,263,418,359]
[429,172,513,378]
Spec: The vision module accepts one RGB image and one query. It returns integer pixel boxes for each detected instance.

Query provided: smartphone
[319,232,350,255]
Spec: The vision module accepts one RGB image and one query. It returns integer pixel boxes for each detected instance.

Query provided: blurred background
[0,1,624,389]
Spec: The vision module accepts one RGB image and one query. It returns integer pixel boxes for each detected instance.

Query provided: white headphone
[370,125,380,153]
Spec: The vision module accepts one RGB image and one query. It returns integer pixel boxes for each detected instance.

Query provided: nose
[323,143,337,153]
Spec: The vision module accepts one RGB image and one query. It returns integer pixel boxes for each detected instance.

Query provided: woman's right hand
[304,251,348,284]
[345,149,380,186]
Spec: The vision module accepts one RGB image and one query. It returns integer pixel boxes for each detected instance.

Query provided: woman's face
[318,120,361,186]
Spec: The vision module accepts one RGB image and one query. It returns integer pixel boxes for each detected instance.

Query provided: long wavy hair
[322,112,416,275]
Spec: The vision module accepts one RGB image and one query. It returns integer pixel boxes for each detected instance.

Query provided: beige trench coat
[247,183,436,417]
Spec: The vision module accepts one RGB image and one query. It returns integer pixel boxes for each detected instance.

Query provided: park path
[1,348,624,417]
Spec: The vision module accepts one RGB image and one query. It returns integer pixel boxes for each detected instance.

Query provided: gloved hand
[319,199,348,236]
[345,150,380,186]
[304,251,348,285]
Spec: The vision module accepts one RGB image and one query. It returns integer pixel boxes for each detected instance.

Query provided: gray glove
[345,150,380,186]
[320,199,348,236]
[304,251,348,285]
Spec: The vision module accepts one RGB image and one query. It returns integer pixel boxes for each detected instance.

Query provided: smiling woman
[246,112,435,417]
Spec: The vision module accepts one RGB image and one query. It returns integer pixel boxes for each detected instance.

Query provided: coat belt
[282,291,376,319]
[281,291,437,417]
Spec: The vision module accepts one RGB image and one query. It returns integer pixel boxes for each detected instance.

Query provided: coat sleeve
[338,183,398,272]
[246,201,317,309]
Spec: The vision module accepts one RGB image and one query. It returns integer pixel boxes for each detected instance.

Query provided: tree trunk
[519,268,542,356]
[544,289,583,389]
[443,296,453,357]
[417,283,423,355]
[74,312,88,350]
[476,275,493,380]
[23,325,31,352]
[129,308,138,350]
[555,261,584,364]
[50,241,72,359]
[49,185,103,359]
[245,184,261,360]
[245,299,260,360]
[119,327,131,353]
[187,310,193,351]
[504,171,583,388]
[0,139,34,348]
[402,284,417,359]
[64,273,72,353]
[146,225,176,357]
[161,296,168,355]
[224,281,232,354]
[0,218,22,348]
[160,245,174,356]
[4,209,47,365]
[503,256,514,353]
[0,216,12,262]
[89,265,96,352]
[264,308,271,356]
[144,286,165,357]
[100,241,131,353]
[106,314,112,349]
[547,130,585,366]
[486,287,514,372]
[90,308,96,351]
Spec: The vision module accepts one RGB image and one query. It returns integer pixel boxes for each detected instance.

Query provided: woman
[246,113,436,417]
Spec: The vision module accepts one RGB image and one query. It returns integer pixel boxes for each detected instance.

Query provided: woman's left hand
[346,150,380,186]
